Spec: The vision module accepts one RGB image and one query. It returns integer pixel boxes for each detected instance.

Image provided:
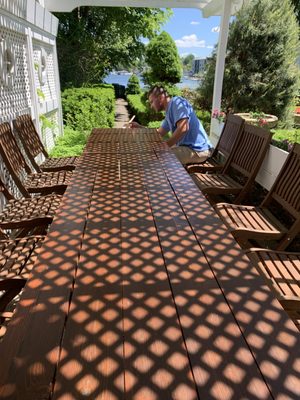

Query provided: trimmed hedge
[126,93,164,126]
[49,127,87,157]
[62,86,115,132]
[271,129,300,152]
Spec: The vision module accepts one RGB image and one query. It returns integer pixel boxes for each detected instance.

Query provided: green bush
[62,86,115,132]
[126,74,141,95]
[271,128,300,151]
[127,93,164,125]
[196,109,211,134]
[147,121,162,129]
[144,31,182,85]
[49,127,87,157]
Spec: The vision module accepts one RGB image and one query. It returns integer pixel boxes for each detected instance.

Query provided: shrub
[62,86,115,132]
[126,74,141,95]
[271,128,300,151]
[196,109,211,133]
[49,127,87,157]
[144,31,182,85]
[127,93,164,125]
[147,121,162,129]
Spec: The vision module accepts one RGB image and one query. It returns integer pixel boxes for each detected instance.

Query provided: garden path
[114,98,130,128]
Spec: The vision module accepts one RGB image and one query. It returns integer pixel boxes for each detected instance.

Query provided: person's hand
[129,121,144,129]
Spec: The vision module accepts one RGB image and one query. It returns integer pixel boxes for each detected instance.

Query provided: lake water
[104,73,201,90]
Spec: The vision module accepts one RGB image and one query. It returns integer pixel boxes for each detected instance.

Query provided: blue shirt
[161,96,212,152]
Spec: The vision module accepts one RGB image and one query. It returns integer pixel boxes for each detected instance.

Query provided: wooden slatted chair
[0,176,61,236]
[0,234,44,336]
[247,248,300,330]
[186,114,244,173]
[215,143,300,250]
[0,122,72,196]
[192,123,272,204]
[14,114,79,172]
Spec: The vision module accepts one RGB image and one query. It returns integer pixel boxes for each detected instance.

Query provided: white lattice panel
[0,20,31,122]
[0,3,62,206]
[33,41,56,104]
[0,0,26,18]
[41,110,58,150]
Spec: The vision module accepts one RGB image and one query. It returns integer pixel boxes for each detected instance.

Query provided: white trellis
[0,0,62,148]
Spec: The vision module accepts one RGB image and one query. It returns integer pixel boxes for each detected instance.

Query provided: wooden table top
[0,128,299,400]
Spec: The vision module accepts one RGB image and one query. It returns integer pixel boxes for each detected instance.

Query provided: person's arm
[157,126,168,137]
[166,118,189,147]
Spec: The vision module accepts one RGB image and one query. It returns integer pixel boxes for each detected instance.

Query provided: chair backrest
[261,143,300,249]
[14,114,48,173]
[222,123,272,204]
[213,114,244,159]
[224,123,272,178]
[0,122,31,197]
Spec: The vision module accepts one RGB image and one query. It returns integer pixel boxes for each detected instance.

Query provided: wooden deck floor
[0,128,299,399]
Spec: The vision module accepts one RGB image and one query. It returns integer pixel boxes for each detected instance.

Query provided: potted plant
[235,112,278,129]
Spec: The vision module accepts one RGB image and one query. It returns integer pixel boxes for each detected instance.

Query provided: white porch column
[210,0,232,144]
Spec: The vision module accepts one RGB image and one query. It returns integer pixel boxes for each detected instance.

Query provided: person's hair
[148,85,170,98]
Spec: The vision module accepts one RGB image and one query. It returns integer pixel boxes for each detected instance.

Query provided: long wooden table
[0,128,299,399]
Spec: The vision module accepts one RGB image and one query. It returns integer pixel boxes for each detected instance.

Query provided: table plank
[0,170,97,399]
[155,147,300,399]
[51,159,198,399]
[140,154,272,399]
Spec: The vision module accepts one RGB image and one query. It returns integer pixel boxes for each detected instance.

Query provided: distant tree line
[54,7,171,89]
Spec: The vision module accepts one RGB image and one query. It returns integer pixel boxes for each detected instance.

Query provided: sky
[160,8,221,59]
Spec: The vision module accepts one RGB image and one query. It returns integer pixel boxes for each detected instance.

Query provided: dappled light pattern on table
[0,129,299,399]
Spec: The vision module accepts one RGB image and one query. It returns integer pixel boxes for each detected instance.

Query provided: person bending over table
[130,85,213,165]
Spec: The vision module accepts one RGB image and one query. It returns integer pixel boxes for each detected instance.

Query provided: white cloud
[206,45,214,49]
[190,21,200,25]
[175,34,205,48]
[211,26,220,33]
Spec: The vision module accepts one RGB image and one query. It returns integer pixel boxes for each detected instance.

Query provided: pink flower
[212,109,225,123]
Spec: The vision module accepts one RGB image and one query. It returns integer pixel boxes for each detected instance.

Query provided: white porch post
[210,0,232,144]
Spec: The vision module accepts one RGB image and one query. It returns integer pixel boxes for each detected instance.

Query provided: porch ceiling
[43,0,246,17]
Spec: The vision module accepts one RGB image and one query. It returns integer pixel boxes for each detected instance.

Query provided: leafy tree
[54,7,171,88]
[126,74,141,95]
[144,31,182,85]
[199,0,299,120]
[182,54,195,72]
[291,0,300,26]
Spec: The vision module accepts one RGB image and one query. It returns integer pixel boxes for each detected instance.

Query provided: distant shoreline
[104,73,201,90]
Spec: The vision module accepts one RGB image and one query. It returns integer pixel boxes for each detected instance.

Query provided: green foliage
[181,54,195,72]
[272,128,300,142]
[54,7,171,88]
[39,114,55,132]
[49,127,87,157]
[147,121,172,140]
[195,110,211,133]
[36,88,45,101]
[147,120,162,129]
[291,0,300,26]
[127,93,164,125]
[126,74,141,95]
[199,0,300,121]
[61,86,115,131]
[144,31,182,85]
